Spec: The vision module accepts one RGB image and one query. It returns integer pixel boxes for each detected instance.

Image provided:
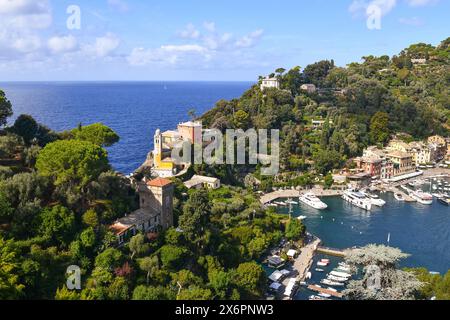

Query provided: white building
[300,84,317,94]
[260,76,280,91]
[184,175,221,190]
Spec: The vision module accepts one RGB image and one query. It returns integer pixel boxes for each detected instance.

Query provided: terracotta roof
[147,177,172,187]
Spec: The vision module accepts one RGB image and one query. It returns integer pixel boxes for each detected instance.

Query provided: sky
[0,0,448,81]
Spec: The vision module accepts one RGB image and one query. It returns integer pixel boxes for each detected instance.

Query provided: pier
[316,246,346,258]
[307,285,343,298]
[260,188,343,205]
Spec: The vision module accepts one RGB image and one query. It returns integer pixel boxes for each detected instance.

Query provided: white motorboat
[410,190,433,205]
[317,261,328,267]
[330,270,352,279]
[335,266,351,273]
[320,279,345,287]
[362,191,386,207]
[342,190,372,211]
[327,275,348,283]
[297,215,307,221]
[319,293,332,298]
[299,193,328,210]
[394,193,405,201]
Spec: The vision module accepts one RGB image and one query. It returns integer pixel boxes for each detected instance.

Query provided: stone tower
[143,178,174,229]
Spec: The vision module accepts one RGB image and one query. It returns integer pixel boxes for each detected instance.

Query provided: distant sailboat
[387,233,391,246]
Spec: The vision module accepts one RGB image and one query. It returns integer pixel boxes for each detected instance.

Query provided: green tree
[0,237,25,299]
[233,110,250,129]
[285,218,306,241]
[139,256,159,285]
[0,90,13,127]
[159,245,187,271]
[233,262,266,299]
[72,123,120,147]
[36,139,109,188]
[38,205,76,246]
[177,286,213,300]
[82,209,99,228]
[132,285,175,300]
[313,149,342,175]
[370,112,390,145]
[178,190,211,245]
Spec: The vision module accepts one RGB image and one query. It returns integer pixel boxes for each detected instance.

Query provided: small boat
[394,193,405,201]
[274,201,287,206]
[315,268,325,272]
[327,287,338,293]
[319,293,332,298]
[330,270,352,279]
[335,266,351,273]
[297,215,307,221]
[309,295,330,301]
[317,262,328,267]
[321,279,345,287]
[306,272,312,280]
[438,197,450,206]
[321,259,330,263]
[327,275,348,283]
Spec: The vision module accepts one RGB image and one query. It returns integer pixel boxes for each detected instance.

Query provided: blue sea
[1,82,449,276]
[0,81,252,174]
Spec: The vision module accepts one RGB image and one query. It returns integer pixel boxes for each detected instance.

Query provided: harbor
[263,173,450,300]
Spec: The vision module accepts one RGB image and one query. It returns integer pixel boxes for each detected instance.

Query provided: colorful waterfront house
[354,156,383,178]
[260,76,280,91]
[110,178,174,245]
[386,150,415,176]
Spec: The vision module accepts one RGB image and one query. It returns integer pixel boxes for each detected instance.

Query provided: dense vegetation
[201,38,450,185]
[0,38,449,300]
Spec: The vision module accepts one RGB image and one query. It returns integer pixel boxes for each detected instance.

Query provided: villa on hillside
[110,178,174,245]
[184,175,221,190]
[300,84,316,94]
[260,76,280,91]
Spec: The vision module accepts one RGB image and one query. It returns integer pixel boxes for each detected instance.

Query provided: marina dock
[260,188,343,205]
[316,246,346,258]
[307,285,343,298]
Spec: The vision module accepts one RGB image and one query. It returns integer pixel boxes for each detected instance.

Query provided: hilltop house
[260,76,280,91]
[110,178,174,245]
[300,84,317,94]
[184,175,221,190]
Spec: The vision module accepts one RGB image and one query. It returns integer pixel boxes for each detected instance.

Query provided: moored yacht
[342,190,372,211]
[362,191,386,207]
[394,193,405,201]
[299,193,328,210]
[410,190,433,205]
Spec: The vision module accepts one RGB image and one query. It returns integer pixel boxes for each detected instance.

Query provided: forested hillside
[201,38,450,174]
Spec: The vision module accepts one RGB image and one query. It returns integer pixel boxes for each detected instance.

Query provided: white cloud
[203,21,216,32]
[13,35,42,53]
[399,16,424,26]
[108,0,129,12]
[177,23,200,39]
[92,33,120,57]
[405,0,438,6]
[349,0,439,17]
[235,29,264,48]
[47,35,78,54]
[127,24,265,69]
[0,0,52,29]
